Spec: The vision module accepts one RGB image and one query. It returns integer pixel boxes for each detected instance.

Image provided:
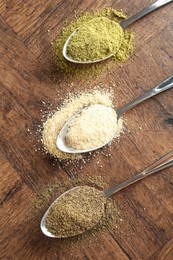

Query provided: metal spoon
[63,0,173,64]
[56,74,173,154]
[41,150,173,238]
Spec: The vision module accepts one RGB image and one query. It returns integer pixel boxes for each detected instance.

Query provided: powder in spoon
[42,88,123,160]
[67,17,124,62]
[65,104,119,150]
[53,8,134,76]
[33,175,122,244]
[46,186,107,237]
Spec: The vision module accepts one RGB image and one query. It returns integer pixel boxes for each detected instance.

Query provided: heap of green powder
[46,186,107,238]
[33,176,122,240]
[67,17,124,61]
[53,8,134,76]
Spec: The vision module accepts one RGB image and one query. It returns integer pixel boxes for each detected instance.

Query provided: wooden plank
[0,19,70,191]
[0,0,173,259]
[0,153,22,205]
[155,238,173,260]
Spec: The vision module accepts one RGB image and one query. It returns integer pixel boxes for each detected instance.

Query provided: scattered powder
[53,8,134,76]
[32,175,122,241]
[67,17,124,61]
[65,104,120,150]
[46,186,107,238]
[42,88,123,160]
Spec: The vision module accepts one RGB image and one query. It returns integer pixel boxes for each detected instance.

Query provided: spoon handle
[116,74,173,117]
[104,150,173,197]
[120,0,173,29]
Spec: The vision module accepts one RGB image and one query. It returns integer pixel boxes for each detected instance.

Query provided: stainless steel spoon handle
[116,74,173,117]
[104,150,173,197]
[120,0,173,29]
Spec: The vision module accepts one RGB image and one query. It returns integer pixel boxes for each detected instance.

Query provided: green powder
[46,186,107,238]
[53,8,134,76]
[33,176,122,240]
[67,17,124,61]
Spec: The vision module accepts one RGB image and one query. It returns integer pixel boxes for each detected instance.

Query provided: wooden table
[1,0,173,259]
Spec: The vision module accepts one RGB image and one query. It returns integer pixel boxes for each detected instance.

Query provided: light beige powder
[65,104,119,150]
[42,89,123,160]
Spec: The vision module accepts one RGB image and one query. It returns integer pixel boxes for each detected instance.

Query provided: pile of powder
[65,104,119,150]
[46,186,107,238]
[53,8,134,76]
[33,175,122,241]
[67,17,124,62]
[42,89,123,160]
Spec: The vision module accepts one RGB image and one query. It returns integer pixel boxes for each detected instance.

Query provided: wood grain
[0,0,173,259]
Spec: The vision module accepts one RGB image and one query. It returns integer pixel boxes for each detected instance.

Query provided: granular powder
[42,88,123,160]
[53,8,134,76]
[65,104,120,150]
[46,186,107,237]
[32,175,122,241]
[67,17,124,61]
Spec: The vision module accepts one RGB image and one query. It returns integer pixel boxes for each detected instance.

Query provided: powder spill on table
[32,175,122,241]
[42,88,123,160]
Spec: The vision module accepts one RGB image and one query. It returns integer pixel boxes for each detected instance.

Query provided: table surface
[1,0,173,259]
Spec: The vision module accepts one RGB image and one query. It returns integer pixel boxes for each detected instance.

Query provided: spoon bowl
[63,0,173,64]
[56,75,173,154]
[63,28,114,64]
[40,187,89,238]
[40,150,173,238]
[41,186,106,238]
[56,105,115,154]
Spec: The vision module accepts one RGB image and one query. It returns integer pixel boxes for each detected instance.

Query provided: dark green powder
[46,186,107,237]
[33,176,122,240]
